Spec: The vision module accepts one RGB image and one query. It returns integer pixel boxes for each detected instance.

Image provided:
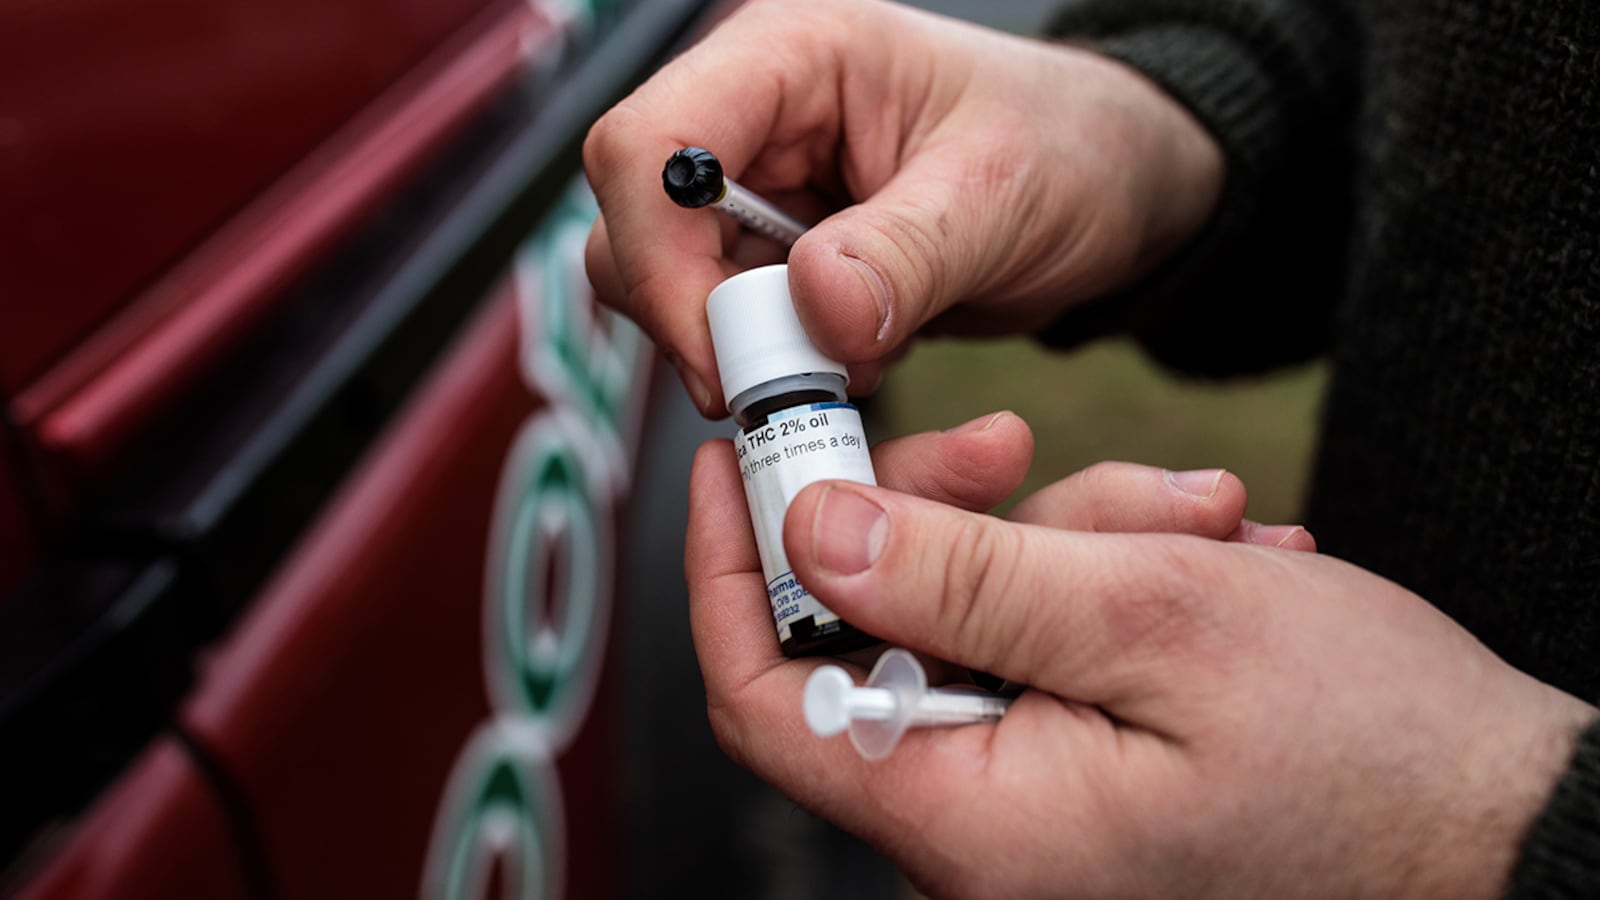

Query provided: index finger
[582,3,856,412]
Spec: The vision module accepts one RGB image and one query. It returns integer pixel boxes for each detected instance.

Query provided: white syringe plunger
[803,648,1011,760]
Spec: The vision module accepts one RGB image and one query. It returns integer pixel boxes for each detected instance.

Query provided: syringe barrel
[714,180,808,246]
[909,690,1011,726]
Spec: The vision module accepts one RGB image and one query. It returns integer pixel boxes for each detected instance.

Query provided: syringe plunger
[803,648,1011,760]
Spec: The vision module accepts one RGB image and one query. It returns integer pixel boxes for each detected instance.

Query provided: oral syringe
[662,146,809,246]
[804,648,1012,760]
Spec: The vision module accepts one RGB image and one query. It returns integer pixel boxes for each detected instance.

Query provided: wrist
[1421,695,1598,899]
[1093,48,1226,273]
[1506,712,1600,898]
[1037,43,1225,294]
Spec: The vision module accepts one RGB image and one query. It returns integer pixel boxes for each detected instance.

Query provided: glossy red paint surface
[0,437,38,598]
[0,0,497,396]
[178,290,623,899]
[7,0,548,506]
[5,0,688,891]
[13,740,251,900]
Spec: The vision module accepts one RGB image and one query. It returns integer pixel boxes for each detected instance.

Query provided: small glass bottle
[707,264,880,657]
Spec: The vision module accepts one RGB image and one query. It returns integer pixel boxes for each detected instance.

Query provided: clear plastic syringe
[662,146,809,247]
[804,648,1012,760]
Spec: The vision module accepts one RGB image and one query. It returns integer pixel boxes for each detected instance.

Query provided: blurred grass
[875,337,1328,525]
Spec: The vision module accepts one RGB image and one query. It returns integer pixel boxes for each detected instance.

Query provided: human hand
[585,0,1222,414]
[686,417,1597,898]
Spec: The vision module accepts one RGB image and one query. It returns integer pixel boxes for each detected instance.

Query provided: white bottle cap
[706,264,847,405]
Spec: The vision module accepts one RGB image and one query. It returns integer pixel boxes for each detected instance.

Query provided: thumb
[783,481,1229,705]
[786,150,1025,364]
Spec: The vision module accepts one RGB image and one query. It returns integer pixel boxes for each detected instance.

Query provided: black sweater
[1042,0,1600,895]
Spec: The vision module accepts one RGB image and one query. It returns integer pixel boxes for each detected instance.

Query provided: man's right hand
[583,0,1224,415]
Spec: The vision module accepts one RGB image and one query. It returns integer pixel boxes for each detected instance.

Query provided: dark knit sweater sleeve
[1507,718,1600,899]
[1040,4,1600,897]
[1037,0,1360,376]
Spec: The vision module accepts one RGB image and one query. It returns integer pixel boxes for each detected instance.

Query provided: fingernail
[1239,523,1307,548]
[1165,468,1225,498]
[812,485,888,575]
[839,252,891,343]
[1270,525,1308,548]
[944,411,1009,435]
[666,351,712,413]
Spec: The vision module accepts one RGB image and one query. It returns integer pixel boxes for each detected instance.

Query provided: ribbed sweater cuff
[1507,717,1600,899]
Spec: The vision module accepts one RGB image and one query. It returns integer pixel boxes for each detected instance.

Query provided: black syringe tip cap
[662,146,724,208]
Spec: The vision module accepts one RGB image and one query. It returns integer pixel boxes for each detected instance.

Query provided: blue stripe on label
[770,401,856,420]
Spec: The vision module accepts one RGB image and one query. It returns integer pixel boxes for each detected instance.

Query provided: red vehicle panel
[15,740,251,900]
[1,2,910,896]
[179,292,518,897]
[0,0,497,395]
[14,172,654,894]
[0,438,38,597]
[6,0,551,522]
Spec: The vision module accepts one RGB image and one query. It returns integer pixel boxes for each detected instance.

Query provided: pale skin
[584,0,1599,896]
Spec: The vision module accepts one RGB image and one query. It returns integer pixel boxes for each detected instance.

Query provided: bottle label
[733,402,876,643]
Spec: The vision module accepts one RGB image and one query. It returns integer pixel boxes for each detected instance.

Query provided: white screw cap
[706,264,847,405]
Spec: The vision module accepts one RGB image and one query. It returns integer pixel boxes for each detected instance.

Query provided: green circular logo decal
[425,165,645,900]
[485,413,614,748]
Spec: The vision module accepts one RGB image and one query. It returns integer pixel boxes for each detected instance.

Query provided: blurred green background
[878,338,1328,524]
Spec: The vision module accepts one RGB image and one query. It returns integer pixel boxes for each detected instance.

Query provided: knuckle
[1051,461,1137,531]
[1099,536,1227,656]
[621,268,676,328]
[704,698,750,769]
[582,224,615,295]
[1072,460,1127,501]
[865,204,945,306]
[932,517,1023,657]
[580,111,619,176]
[581,101,645,179]
[929,452,997,505]
[968,128,1032,199]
